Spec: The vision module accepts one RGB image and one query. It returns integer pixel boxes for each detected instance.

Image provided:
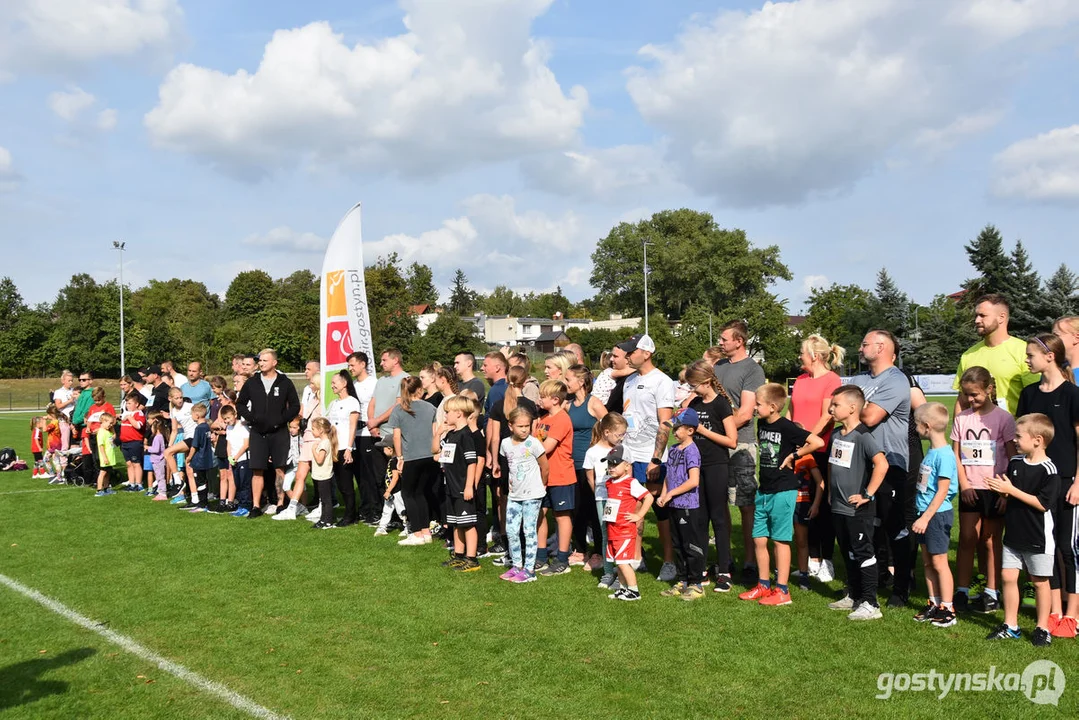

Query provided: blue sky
[3,0,1079,313]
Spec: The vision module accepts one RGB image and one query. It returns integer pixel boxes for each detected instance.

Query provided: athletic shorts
[1003,544,1053,577]
[120,441,144,464]
[143,455,153,471]
[247,428,290,470]
[606,533,638,565]
[183,438,194,450]
[633,461,669,521]
[794,500,813,526]
[447,497,478,527]
[959,488,1004,518]
[543,484,575,512]
[751,489,796,542]
[728,444,758,507]
[913,511,953,555]
[217,457,230,470]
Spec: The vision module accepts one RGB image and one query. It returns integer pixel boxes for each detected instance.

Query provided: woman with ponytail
[1053,316,1079,383]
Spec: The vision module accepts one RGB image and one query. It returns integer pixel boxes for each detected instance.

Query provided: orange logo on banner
[325,271,346,317]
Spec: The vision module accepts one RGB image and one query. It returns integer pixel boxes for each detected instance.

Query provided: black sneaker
[913,602,939,623]
[953,591,969,613]
[441,555,465,568]
[335,518,358,528]
[491,556,510,567]
[797,572,810,591]
[740,565,758,584]
[931,607,957,628]
[487,542,507,556]
[534,558,550,572]
[247,508,264,519]
[1032,627,1052,647]
[986,623,1021,640]
[311,520,335,530]
[974,594,1000,613]
[539,560,571,577]
[713,574,732,593]
[608,587,641,601]
[886,594,907,609]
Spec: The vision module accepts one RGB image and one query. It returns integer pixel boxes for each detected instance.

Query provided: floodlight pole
[113,241,126,378]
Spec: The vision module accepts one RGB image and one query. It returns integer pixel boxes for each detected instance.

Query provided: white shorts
[1002,544,1054,577]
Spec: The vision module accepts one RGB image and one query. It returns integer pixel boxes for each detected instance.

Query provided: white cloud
[48,86,95,120]
[913,111,1004,156]
[521,144,675,201]
[96,108,118,131]
[991,125,1079,203]
[801,274,829,295]
[242,226,329,253]
[0,0,183,78]
[625,0,1079,206]
[145,0,588,180]
[0,146,20,191]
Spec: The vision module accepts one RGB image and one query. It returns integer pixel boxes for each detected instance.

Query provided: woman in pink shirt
[788,334,844,581]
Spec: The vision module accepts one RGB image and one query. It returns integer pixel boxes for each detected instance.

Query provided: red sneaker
[1048,612,1063,634]
[1051,615,1077,638]
[738,584,769,601]
[759,588,793,606]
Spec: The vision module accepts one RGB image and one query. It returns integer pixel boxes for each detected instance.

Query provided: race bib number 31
[829,439,854,469]
[960,439,993,467]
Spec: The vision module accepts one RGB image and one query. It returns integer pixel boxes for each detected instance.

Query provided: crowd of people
[26,296,1079,647]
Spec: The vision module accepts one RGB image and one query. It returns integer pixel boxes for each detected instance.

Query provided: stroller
[63,449,87,486]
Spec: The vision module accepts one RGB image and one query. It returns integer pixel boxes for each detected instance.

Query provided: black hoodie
[237,372,299,435]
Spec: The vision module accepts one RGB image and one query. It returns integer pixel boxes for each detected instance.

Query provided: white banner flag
[320,203,374,409]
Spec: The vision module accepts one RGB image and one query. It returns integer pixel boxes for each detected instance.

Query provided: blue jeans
[506,499,541,570]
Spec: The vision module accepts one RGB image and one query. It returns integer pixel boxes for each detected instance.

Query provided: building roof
[535,330,570,342]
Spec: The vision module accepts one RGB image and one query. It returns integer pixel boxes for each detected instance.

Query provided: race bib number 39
[829,439,854,469]
[602,498,621,522]
[960,439,993,467]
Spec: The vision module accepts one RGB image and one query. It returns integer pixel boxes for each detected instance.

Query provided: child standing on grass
[94,413,125,496]
[911,403,959,628]
[951,366,1015,614]
[119,392,146,493]
[604,444,653,601]
[309,417,337,530]
[740,383,824,607]
[44,405,65,483]
[987,413,1059,646]
[437,397,480,571]
[223,406,252,518]
[499,407,549,583]
[656,408,706,601]
[792,454,825,591]
[147,416,168,500]
[375,445,409,536]
[584,412,628,591]
[183,405,215,512]
[826,386,889,621]
[535,379,576,576]
[30,416,46,478]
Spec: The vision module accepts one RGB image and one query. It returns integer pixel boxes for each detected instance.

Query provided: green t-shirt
[952,336,1039,415]
[97,429,125,469]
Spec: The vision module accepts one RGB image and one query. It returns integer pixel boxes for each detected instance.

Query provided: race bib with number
[917,463,931,493]
[959,439,994,467]
[602,498,621,522]
[439,443,457,464]
[829,439,854,469]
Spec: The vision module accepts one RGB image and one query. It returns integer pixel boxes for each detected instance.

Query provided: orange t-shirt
[536,410,575,487]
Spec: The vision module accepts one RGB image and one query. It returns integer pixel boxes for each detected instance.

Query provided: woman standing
[544,353,572,382]
[395,377,439,546]
[565,364,607,568]
[1054,316,1079,382]
[420,362,445,408]
[323,370,360,528]
[788,334,844,581]
[433,366,458,426]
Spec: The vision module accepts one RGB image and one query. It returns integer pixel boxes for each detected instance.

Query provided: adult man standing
[71,371,95,428]
[348,352,381,524]
[565,343,586,366]
[367,348,410,495]
[482,351,510,554]
[619,334,678,582]
[713,320,766,582]
[952,294,1038,415]
[162,360,187,388]
[454,352,486,408]
[851,330,913,608]
[237,349,299,519]
[603,345,633,415]
[184,362,214,410]
[143,365,171,415]
[240,355,258,378]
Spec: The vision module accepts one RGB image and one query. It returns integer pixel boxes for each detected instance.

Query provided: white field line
[0,573,290,720]
[0,487,77,495]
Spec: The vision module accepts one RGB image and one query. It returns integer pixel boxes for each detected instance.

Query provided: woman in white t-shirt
[322,370,360,527]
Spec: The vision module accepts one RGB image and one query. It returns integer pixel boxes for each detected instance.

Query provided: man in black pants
[237,349,299,519]
[349,351,381,524]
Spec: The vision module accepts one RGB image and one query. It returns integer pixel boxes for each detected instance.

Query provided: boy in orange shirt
[534,380,576,575]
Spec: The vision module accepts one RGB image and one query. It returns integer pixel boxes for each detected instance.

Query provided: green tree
[565,327,626,367]
[1043,264,1079,321]
[907,295,978,374]
[521,286,571,319]
[409,314,485,366]
[803,283,876,359]
[405,262,440,308]
[872,269,909,337]
[448,269,479,316]
[479,285,526,316]
[224,270,274,319]
[591,210,791,320]
[365,254,417,353]
[962,224,1011,301]
[1003,240,1044,338]
[42,274,114,374]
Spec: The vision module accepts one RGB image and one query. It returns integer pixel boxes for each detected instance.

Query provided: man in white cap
[618,333,678,583]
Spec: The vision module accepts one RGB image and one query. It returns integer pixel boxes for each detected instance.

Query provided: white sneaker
[808,558,821,577]
[296,504,310,516]
[374,527,388,536]
[398,534,426,546]
[817,560,835,583]
[848,602,883,621]
[273,505,297,521]
[397,528,409,537]
[306,506,322,522]
[828,595,854,610]
[263,504,277,516]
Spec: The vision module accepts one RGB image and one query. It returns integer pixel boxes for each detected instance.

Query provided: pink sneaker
[586,554,604,571]
[499,568,521,582]
[568,552,586,567]
[153,493,168,501]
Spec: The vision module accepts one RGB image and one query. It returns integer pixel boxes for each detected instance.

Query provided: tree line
[3,215,1071,380]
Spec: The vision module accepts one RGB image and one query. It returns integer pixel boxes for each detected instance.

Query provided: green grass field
[0,410,1075,719]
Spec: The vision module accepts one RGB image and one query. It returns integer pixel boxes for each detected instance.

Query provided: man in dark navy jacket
[237,348,299,518]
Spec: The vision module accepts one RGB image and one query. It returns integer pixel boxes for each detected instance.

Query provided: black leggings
[807,451,835,562]
[572,468,602,555]
[1050,496,1079,594]
[402,458,438,533]
[671,506,706,585]
[875,466,914,600]
[698,463,731,574]
[333,451,357,523]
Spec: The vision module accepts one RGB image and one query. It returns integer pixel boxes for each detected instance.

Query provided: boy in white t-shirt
[222,406,252,517]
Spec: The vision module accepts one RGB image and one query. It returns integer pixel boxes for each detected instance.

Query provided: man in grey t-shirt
[367,348,410,443]
[454,352,486,407]
[850,329,913,607]
[713,320,766,580]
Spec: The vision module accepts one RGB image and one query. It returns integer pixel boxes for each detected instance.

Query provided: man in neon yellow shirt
[952,294,1039,415]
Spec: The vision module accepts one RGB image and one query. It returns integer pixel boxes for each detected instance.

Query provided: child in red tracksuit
[31,416,46,478]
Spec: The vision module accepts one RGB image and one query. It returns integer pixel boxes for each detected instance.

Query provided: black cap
[604,444,627,467]
[142,364,162,376]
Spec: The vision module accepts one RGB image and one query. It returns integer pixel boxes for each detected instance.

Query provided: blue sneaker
[231,507,250,518]
[103,487,116,495]
[986,623,1021,640]
[94,489,109,497]
[169,494,187,505]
